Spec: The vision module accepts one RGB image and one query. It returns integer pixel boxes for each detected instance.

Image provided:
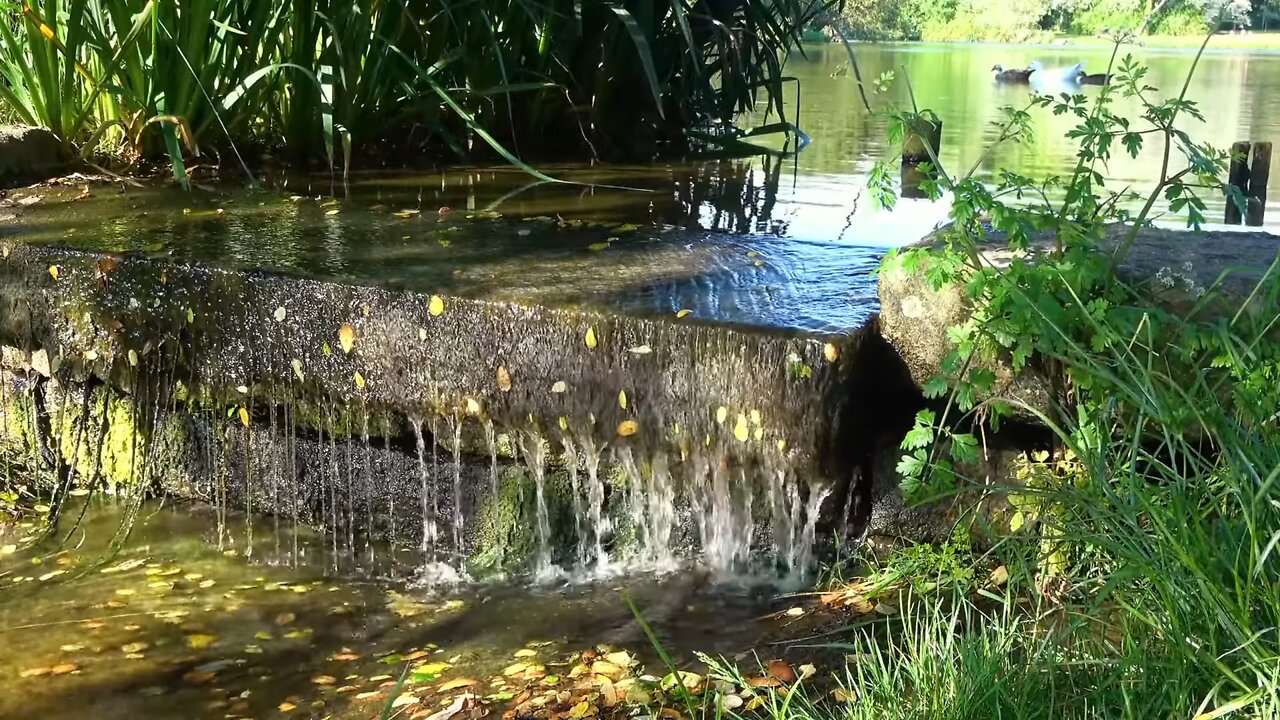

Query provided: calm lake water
[753,41,1280,239]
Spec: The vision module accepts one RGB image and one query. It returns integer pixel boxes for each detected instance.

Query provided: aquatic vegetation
[0,0,833,181]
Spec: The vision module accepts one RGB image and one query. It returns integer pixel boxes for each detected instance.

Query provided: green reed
[0,0,834,182]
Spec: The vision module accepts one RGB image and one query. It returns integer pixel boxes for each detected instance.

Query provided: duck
[1076,70,1112,85]
[991,64,1035,83]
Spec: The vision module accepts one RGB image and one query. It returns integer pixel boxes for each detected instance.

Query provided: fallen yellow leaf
[185,633,218,650]
[429,295,445,316]
[497,365,512,392]
[617,420,639,437]
[438,678,479,692]
[585,327,598,349]
[339,323,356,353]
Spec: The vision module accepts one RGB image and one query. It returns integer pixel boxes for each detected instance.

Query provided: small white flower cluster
[1155,261,1205,298]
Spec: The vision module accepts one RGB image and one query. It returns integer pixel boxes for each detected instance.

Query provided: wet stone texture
[0,242,908,579]
[878,224,1280,419]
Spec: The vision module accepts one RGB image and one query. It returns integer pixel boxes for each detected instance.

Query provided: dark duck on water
[991,64,1035,83]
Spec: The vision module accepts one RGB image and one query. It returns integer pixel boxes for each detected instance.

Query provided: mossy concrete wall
[0,243,878,481]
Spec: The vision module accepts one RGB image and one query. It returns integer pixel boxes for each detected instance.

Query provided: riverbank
[815,30,1280,51]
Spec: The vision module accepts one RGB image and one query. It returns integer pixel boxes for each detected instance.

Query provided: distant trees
[816,0,1270,41]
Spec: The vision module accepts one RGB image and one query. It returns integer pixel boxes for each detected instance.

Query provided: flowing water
[1,39,1278,720]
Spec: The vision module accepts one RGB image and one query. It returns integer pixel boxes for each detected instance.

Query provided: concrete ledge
[0,126,64,188]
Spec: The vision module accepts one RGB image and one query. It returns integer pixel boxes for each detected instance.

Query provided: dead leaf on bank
[766,659,796,684]
[439,678,479,692]
[989,565,1009,586]
[660,671,703,692]
[420,694,468,720]
[831,688,857,703]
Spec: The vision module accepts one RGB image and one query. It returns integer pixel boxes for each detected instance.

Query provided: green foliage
[0,0,833,178]
[854,30,1280,719]
[814,0,1244,42]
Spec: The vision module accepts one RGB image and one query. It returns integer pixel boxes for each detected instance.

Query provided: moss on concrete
[466,461,587,578]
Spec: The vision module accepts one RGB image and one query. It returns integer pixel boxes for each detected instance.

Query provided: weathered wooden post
[901,117,942,200]
[1226,141,1251,225]
[1246,141,1271,227]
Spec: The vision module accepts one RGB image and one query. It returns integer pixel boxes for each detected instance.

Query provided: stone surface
[0,243,881,487]
[0,126,64,187]
[878,224,1280,417]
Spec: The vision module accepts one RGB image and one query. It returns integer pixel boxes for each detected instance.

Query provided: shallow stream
[1,501,824,720]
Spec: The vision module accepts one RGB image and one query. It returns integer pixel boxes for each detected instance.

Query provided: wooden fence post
[901,118,942,200]
[1226,141,1251,225]
[1246,142,1271,227]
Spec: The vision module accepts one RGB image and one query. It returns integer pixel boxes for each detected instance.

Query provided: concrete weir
[0,241,907,581]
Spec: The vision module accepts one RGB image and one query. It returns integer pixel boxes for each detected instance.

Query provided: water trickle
[619,447,647,565]
[645,452,677,569]
[768,468,796,571]
[519,432,554,579]
[242,396,254,560]
[450,415,464,562]
[483,419,499,499]
[562,438,585,567]
[412,418,436,556]
[698,455,755,575]
[792,480,832,581]
[579,437,610,572]
[429,416,442,548]
[383,432,394,568]
[362,410,375,564]
[287,404,299,566]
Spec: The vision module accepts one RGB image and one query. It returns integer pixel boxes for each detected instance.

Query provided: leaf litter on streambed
[4,525,868,720]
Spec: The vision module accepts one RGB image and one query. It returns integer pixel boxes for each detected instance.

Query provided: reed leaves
[0,0,838,178]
